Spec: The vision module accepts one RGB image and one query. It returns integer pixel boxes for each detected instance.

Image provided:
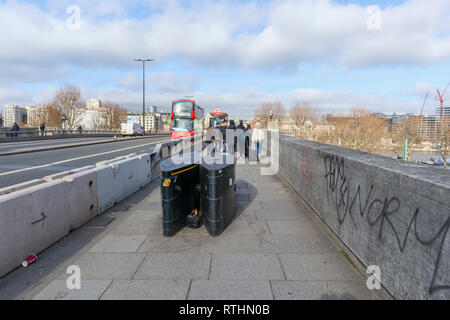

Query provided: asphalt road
[0,137,138,154]
[0,136,171,188]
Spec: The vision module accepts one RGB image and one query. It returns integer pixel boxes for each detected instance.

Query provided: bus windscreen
[209,114,228,128]
[171,118,194,132]
[173,101,194,117]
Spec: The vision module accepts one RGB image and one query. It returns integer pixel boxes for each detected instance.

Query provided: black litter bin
[160,153,201,236]
[200,153,236,236]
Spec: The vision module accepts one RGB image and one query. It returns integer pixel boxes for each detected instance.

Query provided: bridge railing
[0,127,122,138]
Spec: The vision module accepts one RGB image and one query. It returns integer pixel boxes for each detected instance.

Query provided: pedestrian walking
[11,122,20,138]
[40,123,45,136]
[227,120,237,154]
[252,123,265,162]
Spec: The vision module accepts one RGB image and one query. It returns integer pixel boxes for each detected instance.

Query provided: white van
[121,122,144,136]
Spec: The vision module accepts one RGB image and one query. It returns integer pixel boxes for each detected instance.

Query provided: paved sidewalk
[20,164,381,300]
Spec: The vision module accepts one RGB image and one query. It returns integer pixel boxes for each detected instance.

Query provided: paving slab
[111,219,159,235]
[188,280,273,300]
[279,253,363,281]
[136,201,162,210]
[267,220,324,235]
[88,235,147,253]
[32,280,112,300]
[255,209,307,221]
[101,280,190,300]
[260,234,338,254]
[200,234,262,254]
[58,253,147,280]
[271,280,379,300]
[209,253,284,280]
[261,201,301,211]
[271,281,328,300]
[125,210,161,221]
[137,234,206,253]
[133,253,211,280]
[220,220,269,236]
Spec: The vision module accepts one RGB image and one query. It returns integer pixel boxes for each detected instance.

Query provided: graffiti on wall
[323,154,449,295]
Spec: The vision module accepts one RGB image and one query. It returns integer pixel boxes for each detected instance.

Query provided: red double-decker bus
[170,99,205,139]
[205,111,229,129]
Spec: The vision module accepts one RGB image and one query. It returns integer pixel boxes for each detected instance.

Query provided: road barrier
[0,135,203,278]
[0,169,98,277]
[96,153,151,213]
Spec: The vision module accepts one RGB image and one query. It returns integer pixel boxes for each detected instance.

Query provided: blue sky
[0,0,449,119]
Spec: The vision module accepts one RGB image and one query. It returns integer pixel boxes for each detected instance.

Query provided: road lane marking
[0,138,172,177]
[0,138,104,148]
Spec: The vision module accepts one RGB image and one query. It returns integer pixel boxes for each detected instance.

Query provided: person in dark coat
[236,120,246,158]
[219,120,228,152]
[40,123,45,136]
[227,120,237,153]
[237,120,246,131]
[11,122,20,137]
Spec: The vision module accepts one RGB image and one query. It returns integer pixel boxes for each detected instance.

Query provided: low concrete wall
[0,169,98,277]
[96,154,151,213]
[277,135,450,300]
[0,136,196,278]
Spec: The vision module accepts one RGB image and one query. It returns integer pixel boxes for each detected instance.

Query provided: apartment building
[3,105,27,127]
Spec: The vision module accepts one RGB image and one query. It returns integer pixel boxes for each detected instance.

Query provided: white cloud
[0,0,448,117]
[0,0,449,80]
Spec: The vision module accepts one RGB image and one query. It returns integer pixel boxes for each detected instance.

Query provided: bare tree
[53,85,84,129]
[101,101,128,129]
[290,103,320,138]
[433,116,450,168]
[254,102,285,125]
[38,104,63,129]
[324,107,389,153]
[394,116,423,160]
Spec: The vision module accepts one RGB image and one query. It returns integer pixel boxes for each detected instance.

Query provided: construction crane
[437,82,450,117]
[419,92,429,136]
[419,91,429,115]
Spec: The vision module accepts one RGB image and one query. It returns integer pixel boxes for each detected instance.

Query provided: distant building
[86,98,101,110]
[26,106,41,127]
[127,108,170,131]
[0,114,3,126]
[436,104,450,117]
[79,99,108,130]
[149,106,157,114]
[3,105,26,126]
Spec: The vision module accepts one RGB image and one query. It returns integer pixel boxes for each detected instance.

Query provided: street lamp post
[134,58,154,135]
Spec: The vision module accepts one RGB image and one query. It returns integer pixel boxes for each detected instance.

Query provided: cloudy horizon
[1,0,449,119]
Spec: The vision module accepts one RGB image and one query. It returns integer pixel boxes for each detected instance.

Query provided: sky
[0,0,449,119]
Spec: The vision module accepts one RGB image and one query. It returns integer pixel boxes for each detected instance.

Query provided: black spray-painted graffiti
[323,154,449,295]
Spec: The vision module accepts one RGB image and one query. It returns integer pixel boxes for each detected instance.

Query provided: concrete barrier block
[0,169,98,278]
[96,153,151,214]
[0,179,46,196]
[43,165,95,181]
